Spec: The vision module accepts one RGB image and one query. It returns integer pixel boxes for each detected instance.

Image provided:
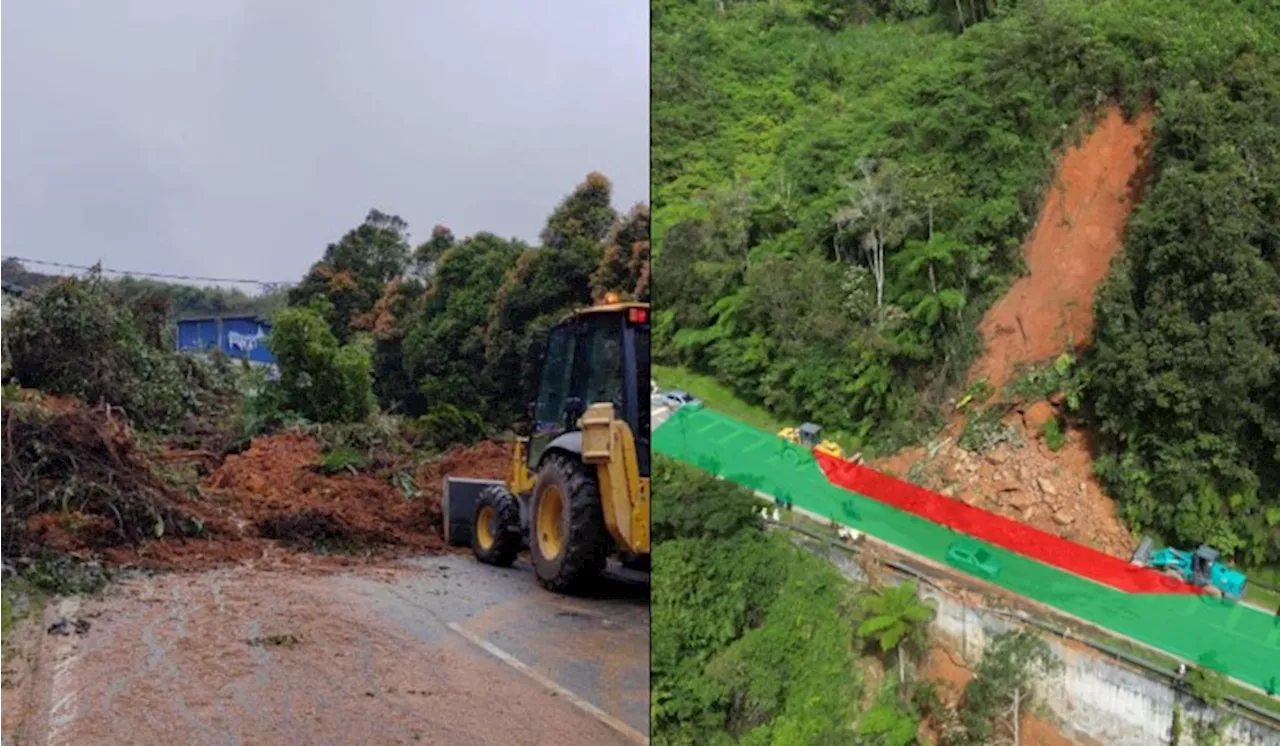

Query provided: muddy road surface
[8,555,649,746]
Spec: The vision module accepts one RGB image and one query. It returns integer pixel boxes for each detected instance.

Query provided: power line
[3,256,294,288]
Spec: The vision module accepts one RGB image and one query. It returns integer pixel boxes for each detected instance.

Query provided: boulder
[1008,491,1038,509]
[1023,400,1058,432]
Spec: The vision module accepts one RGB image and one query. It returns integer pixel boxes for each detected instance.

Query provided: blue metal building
[175,314,276,365]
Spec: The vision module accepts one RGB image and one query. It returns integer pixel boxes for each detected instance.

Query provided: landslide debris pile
[414,439,511,529]
[1,392,202,558]
[876,399,1135,560]
[204,431,445,552]
[2,390,509,567]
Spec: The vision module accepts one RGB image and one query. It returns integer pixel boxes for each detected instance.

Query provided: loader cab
[528,301,650,476]
[1192,545,1219,585]
[797,422,822,448]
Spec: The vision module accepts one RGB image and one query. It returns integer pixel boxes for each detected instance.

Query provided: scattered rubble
[877,406,1135,559]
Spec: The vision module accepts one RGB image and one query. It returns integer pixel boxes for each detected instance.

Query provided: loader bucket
[1131,536,1155,566]
[442,477,505,547]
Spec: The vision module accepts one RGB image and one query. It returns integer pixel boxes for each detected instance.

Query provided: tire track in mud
[44,597,82,746]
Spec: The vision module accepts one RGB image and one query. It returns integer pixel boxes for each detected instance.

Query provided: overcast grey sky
[2,1,649,287]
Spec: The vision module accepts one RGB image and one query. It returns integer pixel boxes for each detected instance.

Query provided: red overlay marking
[815,453,1200,595]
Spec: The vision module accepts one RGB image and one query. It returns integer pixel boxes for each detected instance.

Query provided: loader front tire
[530,453,608,593]
[472,485,521,567]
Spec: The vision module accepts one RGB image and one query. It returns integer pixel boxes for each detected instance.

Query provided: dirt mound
[4,384,512,571]
[415,439,510,527]
[202,431,444,554]
[970,106,1154,393]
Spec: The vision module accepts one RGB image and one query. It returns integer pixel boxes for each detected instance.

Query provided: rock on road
[8,554,650,746]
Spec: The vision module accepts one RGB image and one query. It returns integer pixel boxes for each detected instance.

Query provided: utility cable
[3,255,293,288]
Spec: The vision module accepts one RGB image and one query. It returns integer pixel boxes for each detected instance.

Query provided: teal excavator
[1131,538,1247,601]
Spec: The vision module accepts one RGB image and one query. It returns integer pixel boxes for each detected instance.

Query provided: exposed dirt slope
[876,105,1154,560]
[970,106,1154,393]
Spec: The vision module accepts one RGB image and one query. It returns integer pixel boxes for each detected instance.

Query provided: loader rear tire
[530,453,608,594]
[472,485,521,567]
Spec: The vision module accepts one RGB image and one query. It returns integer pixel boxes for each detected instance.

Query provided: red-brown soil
[875,105,1154,561]
[921,645,1078,746]
[970,105,1154,393]
[415,439,511,533]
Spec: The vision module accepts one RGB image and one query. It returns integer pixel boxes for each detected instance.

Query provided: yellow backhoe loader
[442,295,650,593]
[778,422,847,460]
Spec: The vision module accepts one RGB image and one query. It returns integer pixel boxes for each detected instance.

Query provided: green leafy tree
[652,455,763,543]
[412,225,456,280]
[591,203,652,302]
[949,629,1062,746]
[401,232,524,424]
[288,209,412,343]
[834,158,915,311]
[5,277,191,429]
[268,305,376,423]
[857,701,921,746]
[856,581,935,685]
[540,171,616,253]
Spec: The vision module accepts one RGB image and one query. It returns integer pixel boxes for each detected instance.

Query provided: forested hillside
[652,0,1280,564]
[5,173,650,446]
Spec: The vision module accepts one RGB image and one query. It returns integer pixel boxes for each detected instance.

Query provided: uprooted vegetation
[1,390,204,557]
[0,272,512,574]
[0,386,508,573]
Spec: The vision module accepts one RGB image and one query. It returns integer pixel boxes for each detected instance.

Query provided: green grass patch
[1041,418,1067,452]
[1243,567,1280,611]
[654,363,866,454]
[316,445,369,474]
[654,364,787,434]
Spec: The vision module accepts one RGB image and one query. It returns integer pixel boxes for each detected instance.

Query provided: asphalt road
[7,554,650,746]
[345,555,651,739]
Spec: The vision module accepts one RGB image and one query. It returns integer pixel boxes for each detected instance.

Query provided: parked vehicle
[659,389,702,410]
[946,541,1002,580]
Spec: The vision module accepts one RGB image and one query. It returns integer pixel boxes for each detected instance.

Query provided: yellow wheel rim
[476,504,496,550]
[536,485,566,560]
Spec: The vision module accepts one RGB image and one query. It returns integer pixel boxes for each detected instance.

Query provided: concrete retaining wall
[811,542,1279,746]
